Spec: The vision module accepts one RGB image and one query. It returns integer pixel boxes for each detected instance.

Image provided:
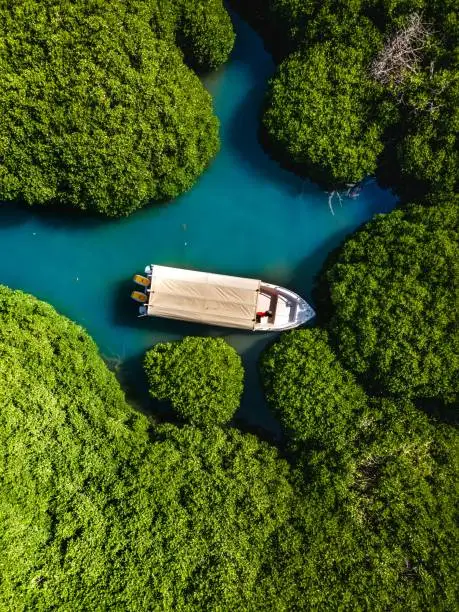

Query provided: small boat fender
[131,290,147,303]
[133,274,150,287]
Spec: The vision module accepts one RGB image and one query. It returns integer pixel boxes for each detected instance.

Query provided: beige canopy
[146,265,261,329]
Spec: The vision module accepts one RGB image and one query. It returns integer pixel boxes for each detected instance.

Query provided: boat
[131,264,315,332]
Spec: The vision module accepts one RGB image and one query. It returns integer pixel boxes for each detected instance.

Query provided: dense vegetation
[262,328,368,449]
[1,2,457,608]
[175,0,236,71]
[317,201,459,403]
[144,336,244,426]
[261,327,459,609]
[230,0,458,196]
[1,227,457,609]
[0,286,305,610]
[263,39,391,185]
[0,0,234,216]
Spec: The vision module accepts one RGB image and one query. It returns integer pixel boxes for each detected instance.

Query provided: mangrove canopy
[0,0,234,216]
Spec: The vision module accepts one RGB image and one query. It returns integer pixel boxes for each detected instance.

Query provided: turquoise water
[0,14,395,434]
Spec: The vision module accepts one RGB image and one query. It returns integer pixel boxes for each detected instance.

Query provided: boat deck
[255,286,292,329]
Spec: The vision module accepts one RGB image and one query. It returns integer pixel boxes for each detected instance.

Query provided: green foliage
[261,323,459,610]
[263,36,390,186]
[0,285,305,610]
[297,398,459,611]
[1,283,458,610]
[261,328,368,449]
[230,0,457,198]
[318,201,459,402]
[0,0,234,216]
[380,2,459,199]
[144,336,244,426]
[396,82,458,198]
[231,0,370,56]
[176,0,236,71]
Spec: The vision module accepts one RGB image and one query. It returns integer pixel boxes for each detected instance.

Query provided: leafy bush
[396,94,458,199]
[261,323,459,610]
[1,285,457,610]
[176,0,236,71]
[230,0,458,198]
[318,201,459,402]
[144,336,244,426]
[0,0,234,216]
[261,328,368,449]
[263,38,390,186]
[297,397,459,611]
[0,285,304,610]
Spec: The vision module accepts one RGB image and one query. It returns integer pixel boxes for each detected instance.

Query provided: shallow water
[0,13,396,436]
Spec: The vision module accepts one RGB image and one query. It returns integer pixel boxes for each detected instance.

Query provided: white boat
[133,265,315,332]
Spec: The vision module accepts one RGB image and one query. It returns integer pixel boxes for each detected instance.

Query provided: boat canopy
[146,265,260,329]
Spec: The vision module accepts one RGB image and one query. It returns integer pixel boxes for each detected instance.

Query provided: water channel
[0,13,396,435]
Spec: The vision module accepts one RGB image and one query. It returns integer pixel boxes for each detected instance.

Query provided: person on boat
[256,310,272,322]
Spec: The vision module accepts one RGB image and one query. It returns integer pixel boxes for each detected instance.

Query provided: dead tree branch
[371,13,432,86]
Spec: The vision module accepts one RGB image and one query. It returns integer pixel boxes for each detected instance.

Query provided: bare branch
[328,192,335,216]
[371,13,432,86]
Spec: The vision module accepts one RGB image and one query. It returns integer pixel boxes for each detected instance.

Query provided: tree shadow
[416,398,458,427]
[234,332,284,443]
[0,198,112,232]
[226,1,288,63]
[226,7,276,82]
[0,202,30,228]
[0,190,176,233]
[104,351,153,415]
[226,84,306,198]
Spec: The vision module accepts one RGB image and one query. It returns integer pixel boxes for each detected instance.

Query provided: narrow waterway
[0,13,396,435]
